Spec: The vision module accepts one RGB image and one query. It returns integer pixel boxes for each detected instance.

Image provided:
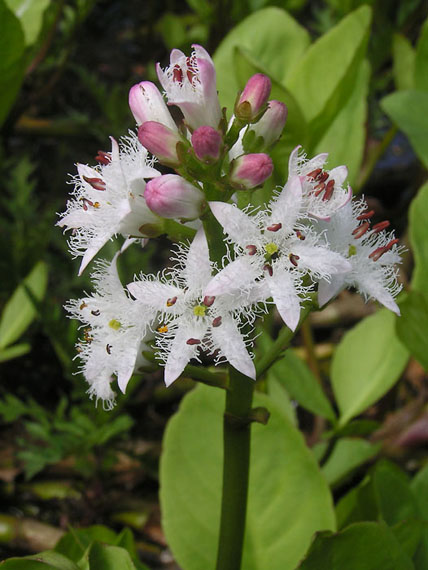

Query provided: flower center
[264,242,278,256]
[348,245,357,257]
[108,319,121,330]
[193,305,206,317]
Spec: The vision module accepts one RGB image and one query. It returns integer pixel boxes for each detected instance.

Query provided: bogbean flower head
[288,146,352,221]
[144,174,206,220]
[235,73,272,123]
[127,229,259,385]
[65,256,154,408]
[156,44,222,130]
[137,121,182,167]
[316,198,403,314]
[230,153,274,190]
[191,126,223,163]
[58,133,161,275]
[206,177,351,331]
[249,100,288,148]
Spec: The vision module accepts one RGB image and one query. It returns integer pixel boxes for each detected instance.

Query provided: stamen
[306,168,322,180]
[186,338,201,345]
[173,65,183,83]
[314,182,326,197]
[212,316,222,327]
[95,150,111,165]
[203,296,215,307]
[166,296,177,307]
[157,325,168,333]
[106,344,112,354]
[295,230,306,241]
[82,176,106,191]
[246,245,257,255]
[317,171,329,183]
[372,220,390,233]
[369,238,399,261]
[356,209,375,220]
[93,202,100,208]
[80,301,87,310]
[352,221,370,239]
[80,197,94,211]
[322,179,335,201]
[266,223,282,232]
[263,264,273,276]
[289,253,300,267]
[91,309,100,316]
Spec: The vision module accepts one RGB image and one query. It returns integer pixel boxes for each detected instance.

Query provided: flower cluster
[60,44,403,407]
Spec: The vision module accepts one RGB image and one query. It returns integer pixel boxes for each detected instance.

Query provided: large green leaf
[160,384,335,570]
[213,7,309,110]
[393,34,415,91]
[414,17,428,92]
[396,292,428,370]
[411,464,428,569]
[0,0,26,126]
[381,90,428,169]
[313,59,369,187]
[296,522,414,570]
[321,438,379,487]
[5,0,51,45]
[0,551,79,570]
[409,182,428,292]
[331,310,409,427]
[0,261,48,350]
[285,6,371,139]
[86,543,136,570]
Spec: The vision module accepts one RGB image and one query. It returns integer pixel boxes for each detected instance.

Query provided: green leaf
[4,0,51,45]
[0,261,48,350]
[266,377,297,425]
[331,310,409,427]
[414,17,428,91]
[257,334,336,421]
[313,59,369,187]
[296,522,414,570]
[321,438,380,487]
[0,342,31,362]
[411,464,428,568]
[55,526,118,562]
[286,6,371,139]
[392,519,424,560]
[0,551,79,569]
[213,7,310,110]
[393,34,415,91]
[87,543,136,570]
[161,384,335,570]
[396,292,428,370]
[381,90,428,169]
[0,0,26,126]
[409,182,428,292]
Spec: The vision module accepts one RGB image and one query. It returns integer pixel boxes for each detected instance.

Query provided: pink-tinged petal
[268,270,302,331]
[184,228,212,292]
[209,201,261,247]
[204,257,260,297]
[169,48,186,64]
[318,275,346,307]
[329,165,348,186]
[211,315,256,380]
[109,136,120,161]
[164,321,208,386]
[269,175,302,226]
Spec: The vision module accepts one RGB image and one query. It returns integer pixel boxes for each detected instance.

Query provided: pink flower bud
[251,100,287,147]
[191,126,222,162]
[129,81,178,132]
[138,121,181,166]
[230,153,273,189]
[235,74,271,122]
[144,174,205,219]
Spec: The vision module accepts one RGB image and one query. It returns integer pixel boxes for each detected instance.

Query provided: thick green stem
[216,367,254,570]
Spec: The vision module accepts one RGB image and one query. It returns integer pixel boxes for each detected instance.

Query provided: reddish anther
[166,296,177,307]
[289,253,300,267]
[323,179,335,201]
[83,176,106,191]
[266,223,282,232]
[372,220,390,233]
[369,239,399,261]
[186,338,201,345]
[212,316,222,328]
[203,295,215,307]
[352,221,370,239]
[295,230,306,241]
[81,198,94,211]
[306,168,322,180]
[173,65,183,83]
[246,245,257,255]
[356,209,375,221]
[263,264,273,276]
[106,344,112,354]
[318,171,329,184]
[95,151,111,165]
[314,182,326,197]
[91,309,100,316]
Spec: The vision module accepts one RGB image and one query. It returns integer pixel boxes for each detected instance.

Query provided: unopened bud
[144,174,205,220]
[191,126,222,163]
[138,121,181,166]
[129,81,178,132]
[230,153,273,189]
[250,100,287,147]
[235,74,271,122]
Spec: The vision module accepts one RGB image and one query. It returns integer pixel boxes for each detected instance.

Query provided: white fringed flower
[65,255,154,408]
[288,145,352,220]
[316,199,403,314]
[128,229,259,386]
[58,132,161,275]
[205,176,351,331]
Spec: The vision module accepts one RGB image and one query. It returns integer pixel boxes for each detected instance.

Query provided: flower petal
[318,275,345,307]
[268,269,302,331]
[209,201,261,248]
[183,228,212,292]
[204,257,260,297]
[164,321,208,386]
[211,315,255,380]
[269,175,302,227]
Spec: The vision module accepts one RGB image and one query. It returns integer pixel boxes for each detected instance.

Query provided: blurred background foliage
[0,0,427,568]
